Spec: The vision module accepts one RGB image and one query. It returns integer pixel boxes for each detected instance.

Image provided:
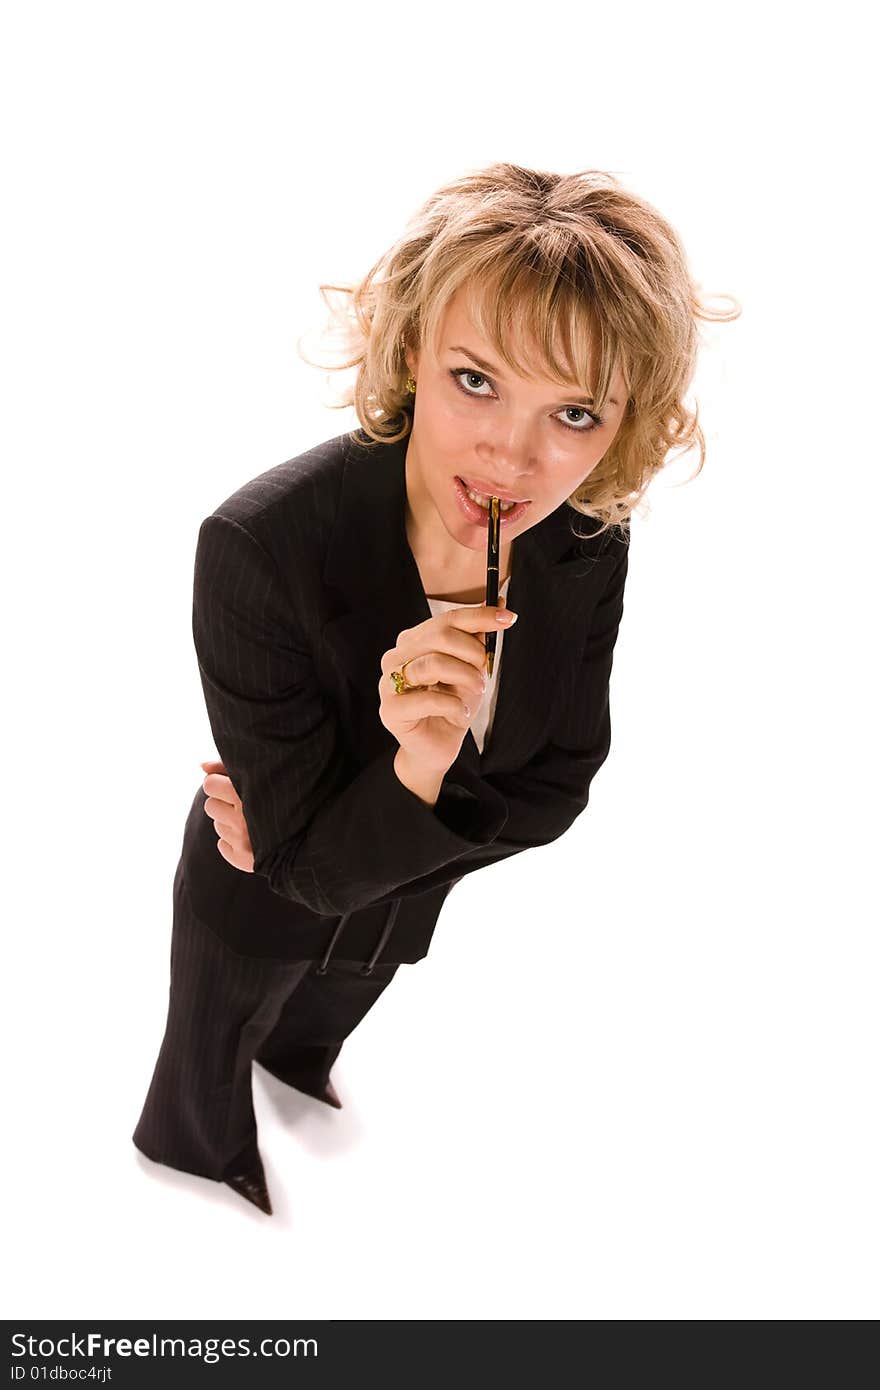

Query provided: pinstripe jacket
[177,422,630,967]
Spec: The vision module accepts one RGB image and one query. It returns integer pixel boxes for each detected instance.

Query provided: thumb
[200,759,226,773]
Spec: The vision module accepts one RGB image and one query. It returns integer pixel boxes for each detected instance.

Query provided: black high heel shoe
[317,1078,342,1109]
[256,1060,343,1110]
[281,1077,342,1108]
[224,1169,273,1215]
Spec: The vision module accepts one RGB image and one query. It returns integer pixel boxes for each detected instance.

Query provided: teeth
[464,485,517,511]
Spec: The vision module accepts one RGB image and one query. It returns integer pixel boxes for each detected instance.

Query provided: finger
[449,603,516,628]
[384,685,473,728]
[392,650,488,700]
[211,816,240,839]
[384,612,515,680]
[401,605,517,642]
[200,759,226,774]
[202,775,238,805]
[434,677,487,707]
[217,838,253,873]
[203,794,241,822]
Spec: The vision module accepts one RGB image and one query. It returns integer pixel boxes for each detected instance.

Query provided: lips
[453,476,531,528]
[460,475,530,504]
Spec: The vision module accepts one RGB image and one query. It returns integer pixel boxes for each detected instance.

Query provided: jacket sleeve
[357,529,630,905]
[192,513,510,917]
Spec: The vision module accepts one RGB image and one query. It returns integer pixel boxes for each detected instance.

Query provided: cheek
[420,396,473,456]
[542,446,604,505]
[545,435,600,474]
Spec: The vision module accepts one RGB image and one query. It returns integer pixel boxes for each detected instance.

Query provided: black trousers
[132,864,399,1183]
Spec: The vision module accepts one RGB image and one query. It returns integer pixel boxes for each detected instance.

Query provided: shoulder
[553,505,631,583]
[202,430,353,554]
[598,518,631,569]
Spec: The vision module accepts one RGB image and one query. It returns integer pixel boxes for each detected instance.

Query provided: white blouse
[424,576,511,756]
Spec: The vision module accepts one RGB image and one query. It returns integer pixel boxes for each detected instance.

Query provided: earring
[405,374,417,395]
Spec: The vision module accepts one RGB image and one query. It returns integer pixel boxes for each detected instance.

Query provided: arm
[192,513,510,917]
[359,530,631,904]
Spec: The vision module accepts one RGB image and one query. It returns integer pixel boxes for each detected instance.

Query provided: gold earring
[405,374,417,395]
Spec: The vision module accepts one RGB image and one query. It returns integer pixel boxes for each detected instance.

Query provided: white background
[3,0,876,1321]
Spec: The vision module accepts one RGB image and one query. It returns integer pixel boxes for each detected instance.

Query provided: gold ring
[390,659,416,694]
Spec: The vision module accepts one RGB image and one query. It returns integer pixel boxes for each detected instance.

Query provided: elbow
[253,840,340,917]
[255,840,380,918]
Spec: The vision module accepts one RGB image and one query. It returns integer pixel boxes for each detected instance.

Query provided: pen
[484,495,501,676]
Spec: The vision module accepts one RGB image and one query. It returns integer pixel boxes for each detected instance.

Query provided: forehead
[437,285,539,349]
[434,284,625,397]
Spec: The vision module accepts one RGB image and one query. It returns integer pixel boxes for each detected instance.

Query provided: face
[404,287,628,564]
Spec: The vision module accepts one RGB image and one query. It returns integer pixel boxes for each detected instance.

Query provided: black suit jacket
[178,423,630,965]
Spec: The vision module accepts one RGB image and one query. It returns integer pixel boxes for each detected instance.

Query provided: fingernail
[496,610,517,624]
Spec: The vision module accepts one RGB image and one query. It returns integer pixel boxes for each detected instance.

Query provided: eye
[555,405,603,433]
[451,368,495,397]
[449,368,603,433]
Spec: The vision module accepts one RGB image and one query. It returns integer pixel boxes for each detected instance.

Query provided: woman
[133,161,737,1215]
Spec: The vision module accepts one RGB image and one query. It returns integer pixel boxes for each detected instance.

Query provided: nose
[476,422,537,491]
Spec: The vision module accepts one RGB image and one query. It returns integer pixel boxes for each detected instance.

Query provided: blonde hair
[299,161,740,536]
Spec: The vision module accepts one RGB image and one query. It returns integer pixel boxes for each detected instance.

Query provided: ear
[402,332,420,380]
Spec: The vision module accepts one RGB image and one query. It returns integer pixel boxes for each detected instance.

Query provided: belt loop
[360,899,401,976]
[315,912,351,974]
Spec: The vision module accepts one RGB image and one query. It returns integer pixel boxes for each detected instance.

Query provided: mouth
[459,476,530,507]
[453,476,532,528]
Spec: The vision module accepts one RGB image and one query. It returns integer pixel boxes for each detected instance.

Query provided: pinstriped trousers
[132,861,399,1183]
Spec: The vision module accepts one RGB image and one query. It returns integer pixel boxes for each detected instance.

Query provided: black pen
[484,496,501,676]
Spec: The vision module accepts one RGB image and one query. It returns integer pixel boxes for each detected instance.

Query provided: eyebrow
[448,344,619,408]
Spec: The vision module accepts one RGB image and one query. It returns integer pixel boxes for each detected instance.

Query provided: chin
[442,509,485,550]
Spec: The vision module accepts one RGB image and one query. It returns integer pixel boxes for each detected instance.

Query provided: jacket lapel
[318,430,616,779]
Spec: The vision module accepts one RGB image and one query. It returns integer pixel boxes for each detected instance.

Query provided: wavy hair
[298,161,740,536]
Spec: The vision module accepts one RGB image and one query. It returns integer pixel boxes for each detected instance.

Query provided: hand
[378,602,518,778]
[200,759,254,873]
